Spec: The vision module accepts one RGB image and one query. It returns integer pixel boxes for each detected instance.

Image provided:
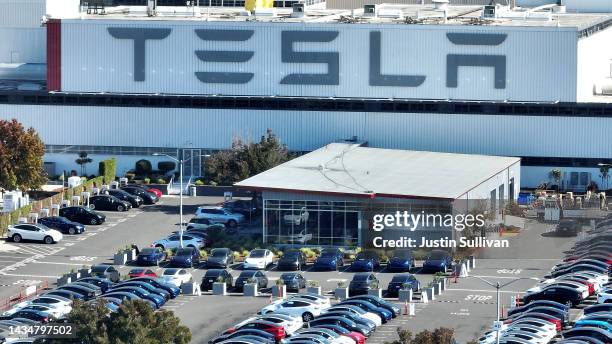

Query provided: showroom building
[236,143,521,247]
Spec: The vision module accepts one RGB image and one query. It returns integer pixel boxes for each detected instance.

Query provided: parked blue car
[422,250,453,273]
[350,252,381,272]
[38,216,85,235]
[170,247,201,268]
[340,299,392,322]
[136,247,167,266]
[116,281,171,300]
[129,277,180,298]
[76,277,114,293]
[107,286,165,308]
[574,320,612,332]
[314,249,344,271]
[388,250,415,272]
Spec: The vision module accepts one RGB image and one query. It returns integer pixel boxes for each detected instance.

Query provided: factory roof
[66,3,612,31]
[235,143,521,200]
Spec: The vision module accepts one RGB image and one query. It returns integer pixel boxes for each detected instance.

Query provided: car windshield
[37,223,51,231]
[163,269,180,275]
[320,250,338,258]
[211,249,228,257]
[130,269,144,274]
[391,275,411,282]
[239,271,257,278]
[249,250,266,258]
[393,251,412,258]
[356,252,378,260]
[140,248,156,255]
[284,250,300,258]
[175,249,192,256]
[353,274,370,281]
[427,251,448,259]
[281,273,297,280]
[91,266,109,273]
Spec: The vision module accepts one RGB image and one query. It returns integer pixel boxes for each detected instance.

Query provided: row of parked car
[208,293,400,344]
[5,184,162,245]
[478,215,611,344]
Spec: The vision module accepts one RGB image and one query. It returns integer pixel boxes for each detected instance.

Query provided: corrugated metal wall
[577,27,612,102]
[0,0,46,28]
[0,0,47,63]
[1,104,610,159]
[60,20,578,102]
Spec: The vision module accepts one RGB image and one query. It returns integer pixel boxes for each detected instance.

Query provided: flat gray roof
[71,4,612,30]
[235,143,521,200]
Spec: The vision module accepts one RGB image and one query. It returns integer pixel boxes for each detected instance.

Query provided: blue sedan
[128,277,180,298]
[388,250,415,272]
[38,216,85,235]
[314,249,344,271]
[422,250,453,273]
[340,299,392,322]
[350,252,381,272]
[136,247,167,266]
[169,247,201,268]
[107,286,165,308]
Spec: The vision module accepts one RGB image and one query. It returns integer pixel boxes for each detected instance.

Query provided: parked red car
[223,321,286,342]
[128,268,158,279]
[129,184,163,198]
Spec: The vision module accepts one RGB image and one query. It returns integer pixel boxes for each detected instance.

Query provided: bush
[98,158,117,185]
[155,178,166,184]
[195,180,204,186]
[125,173,136,181]
[143,178,150,184]
[158,161,176,174]
[135,159,152,175]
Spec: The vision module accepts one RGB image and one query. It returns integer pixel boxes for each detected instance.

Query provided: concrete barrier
[399,289,413,302]
[244,284,259,297]
[212,282,227,296]
[421,291,429,304]
[40,208,50,218]
[335,288,349,300]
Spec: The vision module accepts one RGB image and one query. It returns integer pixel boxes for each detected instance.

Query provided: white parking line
[31,261,87,266]
[1,272,58,278]
[471,275,541,280]
[445,288,524,294]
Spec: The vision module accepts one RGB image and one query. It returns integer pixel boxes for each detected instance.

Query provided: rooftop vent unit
[482,4,497,18]
[363,4,377,17]
[378,8,404,19]
[147,0,157,17]
[291,3,305,18]
[254,8,276,17]
[432,0,449,10]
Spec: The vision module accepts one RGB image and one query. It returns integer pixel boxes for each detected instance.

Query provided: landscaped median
[0,174,113,238]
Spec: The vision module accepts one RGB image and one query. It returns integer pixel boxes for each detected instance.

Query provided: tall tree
[0,119,46,191]
[205,129,291,185]
[600,165,610,190]
[75,151,93,176]
[46,299,191,344]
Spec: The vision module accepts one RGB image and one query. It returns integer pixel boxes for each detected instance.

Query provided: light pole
[469,275,540,344]
[153,152,210,248]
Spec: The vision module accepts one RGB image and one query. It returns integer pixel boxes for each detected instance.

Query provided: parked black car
[522,285,584,307]
[234,270,268,292]
[201,269,233,291]
[89,195,131,212]
[59,206,106,225]
[222,199,259,217]
[90,264,121,283]
[121,186,158,205]
[38,216,85,235]
[555,219,580,236]
[349,273,380,296]
[386,274,420,297]
[206,248,234,269]
[107,189,143,208]
[277,249,307,271]
[279,272,306,292]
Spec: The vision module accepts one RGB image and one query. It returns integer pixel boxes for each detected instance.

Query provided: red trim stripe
[47,19,61,91]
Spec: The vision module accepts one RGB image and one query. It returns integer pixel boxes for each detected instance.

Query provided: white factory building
[0,0,611,191]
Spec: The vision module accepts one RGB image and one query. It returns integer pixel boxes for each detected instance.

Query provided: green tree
[205,129,291,185]
[0,119,46,191]
[46,299,191,344]
[75,151,93,176]
[384,328,456,344]
[548,168,562,192]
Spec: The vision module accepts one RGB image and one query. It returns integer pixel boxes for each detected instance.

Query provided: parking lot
[0,196,585,343]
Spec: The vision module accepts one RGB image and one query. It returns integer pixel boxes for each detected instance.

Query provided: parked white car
[233,313,303,336]
[290,293,332,309]
[160,268,193,287]
[324,304,382,326]
[3,296,72,318]
[194,206,244,228]
[153,233,204,251]
[480,325,556,344]
[8,223,63,244]
[243,249,274,270]
[260,298,323,322]
[597,287,612,303]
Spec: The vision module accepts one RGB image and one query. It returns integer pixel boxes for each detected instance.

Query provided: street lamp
[469,275,540,344]
[153,152,210,248]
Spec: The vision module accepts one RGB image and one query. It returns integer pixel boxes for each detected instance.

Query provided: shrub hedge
[98,158,116,185]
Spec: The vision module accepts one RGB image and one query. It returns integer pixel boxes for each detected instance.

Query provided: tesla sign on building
[56,20,579,102]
